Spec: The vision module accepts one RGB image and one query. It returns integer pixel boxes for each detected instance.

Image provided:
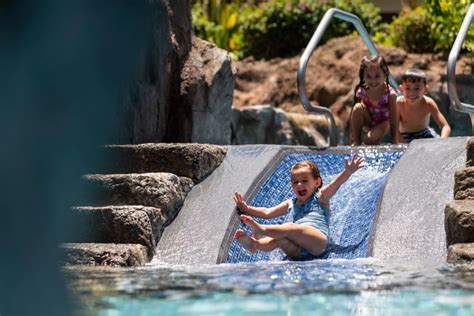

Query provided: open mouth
[298,189,308,197]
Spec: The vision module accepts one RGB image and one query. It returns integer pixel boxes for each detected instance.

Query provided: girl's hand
[344,155,365,174]
[233,192,249,214]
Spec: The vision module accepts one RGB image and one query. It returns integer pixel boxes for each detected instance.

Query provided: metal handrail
[297,8,399,146]
[447,4,474,133]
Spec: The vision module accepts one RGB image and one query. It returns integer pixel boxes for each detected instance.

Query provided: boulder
[454,167,474,200]
[101,143,226,183]
[169,38,235,144]
[447,243,474,264]
[121,1,235,145]
[60,243,148,267]
[83,173,193,220]
[231,105,328,146]
[445,200,474,246]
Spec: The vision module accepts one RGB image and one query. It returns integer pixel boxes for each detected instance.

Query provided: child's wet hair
[402,68,427,85]
[291,160,323,189]
[353,55,390,103]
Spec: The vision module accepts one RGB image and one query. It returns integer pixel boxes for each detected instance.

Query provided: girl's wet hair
[402,68,427,85]
[291,160,323,189]
[353,55,390,103]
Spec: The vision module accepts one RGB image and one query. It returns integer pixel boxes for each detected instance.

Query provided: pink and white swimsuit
[356,84,397,126]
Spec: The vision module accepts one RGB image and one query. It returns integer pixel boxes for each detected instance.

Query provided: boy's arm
[427,97,451,138]
[319,156,364,208]
[395,97,407,143]
[233,192,289,219]
[389,94,399,144]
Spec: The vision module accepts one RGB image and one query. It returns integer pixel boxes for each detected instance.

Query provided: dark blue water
[226,150,403,263]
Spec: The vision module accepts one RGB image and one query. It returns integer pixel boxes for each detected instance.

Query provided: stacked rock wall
[445,137,474,263]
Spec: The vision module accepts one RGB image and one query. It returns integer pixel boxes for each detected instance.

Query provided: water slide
[153,137,468,265]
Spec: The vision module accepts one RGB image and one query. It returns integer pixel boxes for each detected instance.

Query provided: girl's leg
[350,103,371,145]
[365,120,389,145]
[240,215,327,256]
[234,229,300,257]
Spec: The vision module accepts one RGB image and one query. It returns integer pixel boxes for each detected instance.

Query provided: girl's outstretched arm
[319,155,364,208]
[233,192,289,219]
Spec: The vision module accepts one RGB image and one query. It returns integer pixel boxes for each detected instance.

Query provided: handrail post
[447,4,474,134]
[298,8,399,146]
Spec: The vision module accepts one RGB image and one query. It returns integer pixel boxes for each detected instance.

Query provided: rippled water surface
[66,258,474,315]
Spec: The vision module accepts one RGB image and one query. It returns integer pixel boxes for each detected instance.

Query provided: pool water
[66,258,474,315]
[65,146,474,315]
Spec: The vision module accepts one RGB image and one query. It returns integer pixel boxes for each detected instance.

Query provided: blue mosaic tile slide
[226,149,403,263]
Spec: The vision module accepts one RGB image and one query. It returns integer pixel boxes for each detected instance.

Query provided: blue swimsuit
[288,192,330,259]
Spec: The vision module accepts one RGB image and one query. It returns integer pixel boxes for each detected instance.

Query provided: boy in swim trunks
[397,69,451,143]
[234,156,364,260]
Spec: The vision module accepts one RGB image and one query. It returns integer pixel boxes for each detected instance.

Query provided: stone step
[447,243,474,264]
[100,143,226,183]
[70,206,165,257]
[467,137,474,167]
[454,166,474,200]
[60,243,148,267]
[444,199,474,246]
[82,173,193,219]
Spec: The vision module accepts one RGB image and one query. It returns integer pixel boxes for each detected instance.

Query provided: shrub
[192,0,244,59]
[387,7,435,53]
[239,0,382,59]
[380,0,474,55]
[193,0,383,59]
[424,0,474,54]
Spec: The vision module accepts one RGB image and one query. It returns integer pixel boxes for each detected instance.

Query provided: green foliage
[192,0,382,60]
[386,7,435,53]
[423,0,474,54]
[380,0,474,54]
[238,0,382,59]
[192,0,243,59]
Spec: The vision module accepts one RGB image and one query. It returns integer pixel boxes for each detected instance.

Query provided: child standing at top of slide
[350,55,398,145]
[397,68,451,143]
[234,156,364,260]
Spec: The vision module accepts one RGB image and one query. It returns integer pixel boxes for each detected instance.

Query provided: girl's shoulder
[356,86,368,99]
[386,84,398,97]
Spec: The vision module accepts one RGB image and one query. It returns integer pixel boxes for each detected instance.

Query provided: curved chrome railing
[447,4,474,133]
[297,8,399,146]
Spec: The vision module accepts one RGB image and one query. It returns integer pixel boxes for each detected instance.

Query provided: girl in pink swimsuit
[349,56,398,145]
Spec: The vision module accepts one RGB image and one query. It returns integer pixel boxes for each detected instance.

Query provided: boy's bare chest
[400,103,430,121]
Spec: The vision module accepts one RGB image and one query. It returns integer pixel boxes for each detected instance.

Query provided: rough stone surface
[120,2,235,145]
[83,173,193,219]
[454,167,474,200]
[70,206,166,256]
[102,143,227,183]
[61,243,148,267]
[231,105,328,146]
[467,137,474,167]
[445,200,474,246]
[233,36,473,143]
[169,37,235,144]
[447,243,474,264]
